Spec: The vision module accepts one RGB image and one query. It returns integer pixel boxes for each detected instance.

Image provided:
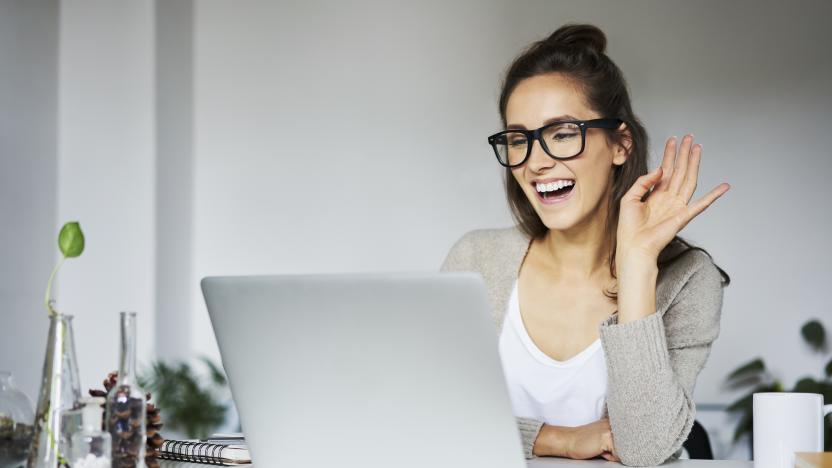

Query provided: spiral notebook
[159,439,251,465]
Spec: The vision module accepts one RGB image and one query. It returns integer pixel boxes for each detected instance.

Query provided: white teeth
[536,180,574,193]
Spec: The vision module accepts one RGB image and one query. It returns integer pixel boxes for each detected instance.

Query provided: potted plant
[725,319,832,452]
[28,222,85,468]
[139,357,229,439]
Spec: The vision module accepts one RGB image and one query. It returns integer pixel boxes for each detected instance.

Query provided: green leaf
[58,222,85,258]
[733,410,753,442]
[826,425,832,452]
[724,374,766,391]
[793,377,822,394]
[140,359,228,439]
[820,381,832,405]
[726,358,766,383]
[200,356,227,387]
[726,390,755,413]
[801,320,826,351]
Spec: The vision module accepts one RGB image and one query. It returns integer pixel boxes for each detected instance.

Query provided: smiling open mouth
[536,180,575,201]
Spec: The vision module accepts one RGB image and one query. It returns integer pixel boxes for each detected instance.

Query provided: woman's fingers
[601,452,619,462]
[600,427,619,462]
[664,183,730,234]
[622,166,663,204]
[679,143,702,202]
[685,183,731,222]
[667,134,694,195]
[654,136,677,192]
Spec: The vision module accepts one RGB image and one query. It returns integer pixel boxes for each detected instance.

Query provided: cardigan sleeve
[439,230,546,459]
[598,251,724,466]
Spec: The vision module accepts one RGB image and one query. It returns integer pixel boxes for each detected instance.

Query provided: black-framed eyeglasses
[487,118,623,168]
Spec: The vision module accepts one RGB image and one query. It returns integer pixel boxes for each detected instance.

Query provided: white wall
[56,0,156,392]
[0,0,185,419]
[191,0,521,357]
[190,0,832,407]
[0,0,59,401]
[2,0,830,458]
[155,0,195,361]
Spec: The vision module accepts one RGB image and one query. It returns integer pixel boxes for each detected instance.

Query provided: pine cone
[89,371,164,468]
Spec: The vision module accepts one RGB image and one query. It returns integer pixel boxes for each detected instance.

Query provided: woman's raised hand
[616,134,730,263]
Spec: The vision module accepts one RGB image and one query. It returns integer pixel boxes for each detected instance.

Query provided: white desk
[159,458,753,468]
[527,460,752,468]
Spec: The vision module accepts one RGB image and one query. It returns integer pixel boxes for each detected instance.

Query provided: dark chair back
[683,420,714,459]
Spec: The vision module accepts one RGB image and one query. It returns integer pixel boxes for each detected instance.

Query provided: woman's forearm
[615,256,658,324]
[600,259,724,466]
[532,424,571,457]
[533,420,617,460]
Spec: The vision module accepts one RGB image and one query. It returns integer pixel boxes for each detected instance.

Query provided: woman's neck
[536,200,613,282]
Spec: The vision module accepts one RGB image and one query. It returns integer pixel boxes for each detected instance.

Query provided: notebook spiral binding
[160,440,230,465]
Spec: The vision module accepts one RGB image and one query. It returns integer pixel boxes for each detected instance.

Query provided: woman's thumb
[623,166,662,203]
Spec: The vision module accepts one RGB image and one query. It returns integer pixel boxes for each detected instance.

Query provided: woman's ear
[612,122,632,166]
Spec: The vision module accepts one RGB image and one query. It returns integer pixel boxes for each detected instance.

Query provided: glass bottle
[0,371,35,467]
[70,397,111,468]
[27,314,82,468]
[106,311,146,468]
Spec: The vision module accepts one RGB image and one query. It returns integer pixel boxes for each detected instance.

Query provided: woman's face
[505,73,627,232]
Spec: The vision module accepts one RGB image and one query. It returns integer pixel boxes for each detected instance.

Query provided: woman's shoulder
[440,226,530,272]
[656,238,727,344]
[449,225,529,249]
[657,237,724,286]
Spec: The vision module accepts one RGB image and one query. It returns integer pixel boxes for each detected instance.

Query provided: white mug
[753,392,832,468]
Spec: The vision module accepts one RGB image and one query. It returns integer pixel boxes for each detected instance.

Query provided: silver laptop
[202,272,526,468]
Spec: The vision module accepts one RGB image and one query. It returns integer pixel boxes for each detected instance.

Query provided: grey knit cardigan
[439,226,725,466]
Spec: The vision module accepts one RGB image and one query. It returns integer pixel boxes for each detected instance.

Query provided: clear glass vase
[106,311,146,468]
[0,371,35,468]
[27,314,82,468]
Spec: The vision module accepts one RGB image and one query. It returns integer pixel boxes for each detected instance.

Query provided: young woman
[441,24,731,466]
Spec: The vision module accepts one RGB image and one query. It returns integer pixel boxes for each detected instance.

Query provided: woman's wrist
[533,423,573,457]
[615,257,659,324]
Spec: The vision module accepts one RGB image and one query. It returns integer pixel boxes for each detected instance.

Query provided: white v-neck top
[498,278,608,427]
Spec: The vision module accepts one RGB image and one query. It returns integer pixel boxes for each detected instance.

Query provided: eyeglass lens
[493,122,582,166]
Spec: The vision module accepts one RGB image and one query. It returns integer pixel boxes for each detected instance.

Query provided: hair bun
[544,23,606,55]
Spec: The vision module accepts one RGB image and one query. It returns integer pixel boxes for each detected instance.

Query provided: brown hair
[498,23,729,297]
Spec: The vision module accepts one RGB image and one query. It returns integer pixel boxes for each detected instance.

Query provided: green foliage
[725,358,766,389]
[45,221,85,316]
[140,358,229,439]
[733,410,752,443]
[58,222,85,258]
[793,377,823,394]
[725,319,832,451]
[726,358,765,381]
[801,320,827,351]
[200,357,227,387]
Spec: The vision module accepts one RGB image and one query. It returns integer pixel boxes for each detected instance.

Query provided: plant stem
[42,321,70,467]
[44,256,65,317]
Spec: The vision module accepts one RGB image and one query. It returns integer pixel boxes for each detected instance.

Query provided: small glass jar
[106,311,146,468]
[0,372,35,467]
[27,313,82,468]
[70,397,111,468]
